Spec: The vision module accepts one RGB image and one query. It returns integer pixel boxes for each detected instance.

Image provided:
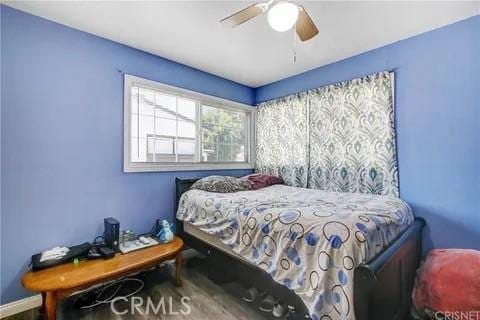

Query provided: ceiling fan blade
[220,3,264,27]
[295,6,319,42]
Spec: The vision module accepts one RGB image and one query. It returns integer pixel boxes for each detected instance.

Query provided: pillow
[190,176,251,193]
[241,173,284,190]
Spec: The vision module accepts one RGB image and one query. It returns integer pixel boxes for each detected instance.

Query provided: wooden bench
[22,236,183,320]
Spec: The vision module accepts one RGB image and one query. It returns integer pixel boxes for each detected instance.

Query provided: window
[124,75,255,172]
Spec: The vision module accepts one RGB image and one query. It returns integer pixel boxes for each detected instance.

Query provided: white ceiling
[4,1,479,87]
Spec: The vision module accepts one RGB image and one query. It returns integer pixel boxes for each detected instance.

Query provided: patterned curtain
[256,93,308,187]
[308,71,399,196]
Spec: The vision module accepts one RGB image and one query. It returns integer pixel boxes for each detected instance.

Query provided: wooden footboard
[174,177,425,320]
[354,218,425,320]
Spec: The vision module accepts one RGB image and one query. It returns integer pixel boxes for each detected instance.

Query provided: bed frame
[174,177,425,320]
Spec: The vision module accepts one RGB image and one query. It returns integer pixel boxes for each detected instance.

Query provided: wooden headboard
[174,177,201,211]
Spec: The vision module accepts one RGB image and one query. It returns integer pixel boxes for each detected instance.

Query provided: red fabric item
[241,173,283,190]
[412,249,480,313]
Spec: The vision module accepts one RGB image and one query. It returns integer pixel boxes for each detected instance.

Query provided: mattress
[177,185,414,320]
[184,222,250,264]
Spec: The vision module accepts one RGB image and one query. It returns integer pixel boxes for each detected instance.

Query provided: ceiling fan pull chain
[293,25,297,63]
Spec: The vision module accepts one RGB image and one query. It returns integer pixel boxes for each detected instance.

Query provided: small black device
[31,242,92,271]
[98,246,115,259]
[87,247,103,260]
[104,217,120,252]
[87,246,115,260]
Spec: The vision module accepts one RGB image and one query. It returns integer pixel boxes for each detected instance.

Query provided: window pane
[201,128,216,162]
[131,114,138,138]
[154,93,176,119]
[177,98,196,122]
[129,85,199,163]
[202,105,243,130]
[201,105,248,163]
[218,144,231,162]
[138,101,154,116]
[201,105,217,121]
[155,118,176,136]
[131,87,139,114]
[178,120,196,138]
[155,93,176,111]
[138,115,154,139]
[139,87,154,103]
[177,139,195,155]
[131,138,147,162]
[146,138,176,162]
[147,137,155,157]
[235,146,246,162]
[155,109,177,120]
[138,88,155,116]
[155,138,174,154]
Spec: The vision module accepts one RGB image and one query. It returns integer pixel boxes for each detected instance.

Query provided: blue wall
[0,5,253,304]
[257,16,480,253]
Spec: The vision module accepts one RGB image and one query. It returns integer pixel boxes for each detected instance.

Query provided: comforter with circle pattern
[176,185,414,320]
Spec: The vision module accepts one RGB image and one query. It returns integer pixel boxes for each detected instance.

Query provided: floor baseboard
[0,294,42,319]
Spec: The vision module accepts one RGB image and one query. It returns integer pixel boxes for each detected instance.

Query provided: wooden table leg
[175,253,183,287]
[45,291,57,320]
[40,292,46,315]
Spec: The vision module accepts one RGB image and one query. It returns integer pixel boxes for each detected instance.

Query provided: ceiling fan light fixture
[267,1,299,32]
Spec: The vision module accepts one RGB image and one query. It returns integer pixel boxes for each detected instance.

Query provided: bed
[175,177,425,320]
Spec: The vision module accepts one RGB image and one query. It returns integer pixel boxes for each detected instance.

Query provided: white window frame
[124,74,256,172]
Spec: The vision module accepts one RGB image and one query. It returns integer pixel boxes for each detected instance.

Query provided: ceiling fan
[220,0,319,42]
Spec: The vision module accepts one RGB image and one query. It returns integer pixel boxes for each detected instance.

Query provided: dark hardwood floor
[8,257,417,320]
[8,257,293,320]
